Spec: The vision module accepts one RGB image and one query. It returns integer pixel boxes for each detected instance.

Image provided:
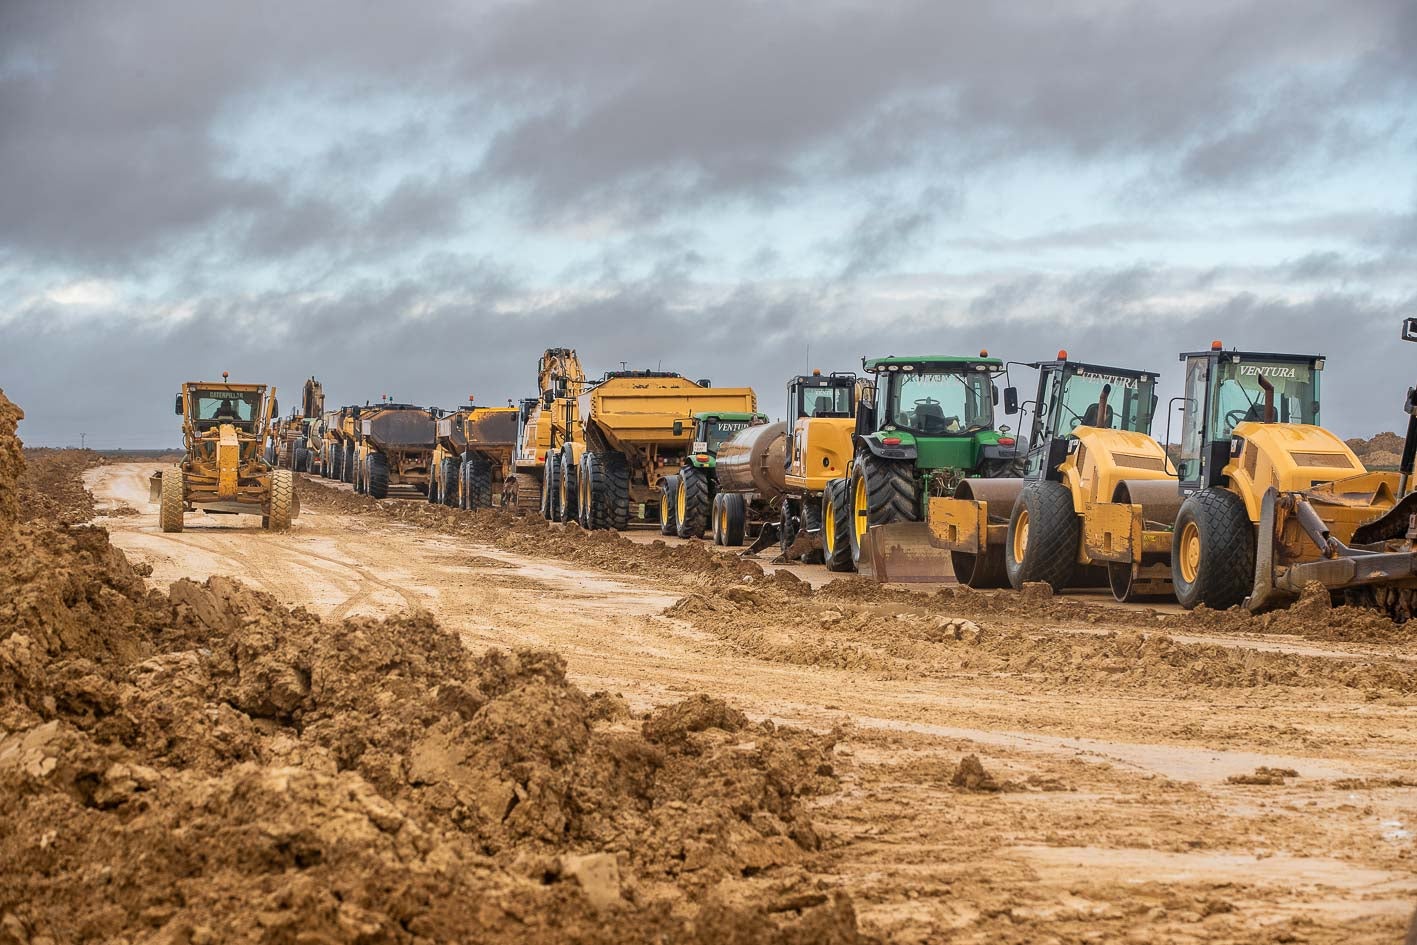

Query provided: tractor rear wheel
[1172,488,1255,611]
[823,478,855,572]
[718,492,746,547]
[676,466,710,539]
[846,453,916,565]
[1004,481,1078,591]
[159,469,185,533]
[267,469,295,531]
[439,458,460,507]
[659,476,680,535]
[367,453,390,500]
[466,459,493,510]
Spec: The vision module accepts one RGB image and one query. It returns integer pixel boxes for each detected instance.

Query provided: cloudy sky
[2,0,1415,447]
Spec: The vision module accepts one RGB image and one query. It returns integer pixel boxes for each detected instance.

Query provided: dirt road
[89,463,1417,943]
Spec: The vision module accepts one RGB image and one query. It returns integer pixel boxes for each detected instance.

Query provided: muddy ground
[7,408,1417,942]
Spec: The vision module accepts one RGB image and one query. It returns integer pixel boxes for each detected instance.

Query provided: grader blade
[148,471,164,503]
[858,523,953,584]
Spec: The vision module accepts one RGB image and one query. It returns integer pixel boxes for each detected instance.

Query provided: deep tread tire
[342,444,355,484]
[367,453,390,500]
[1172,488,1256,611]
[466,459,493,510]
[603,453,632,530]
[823,478,855,572]
[846,453,916,564]
[295,447,310,473]
[159,469,185,533]
[780,499,800,557]
[439,458,460,507]
[676,466,710,539]
[719,492,747,547]
[660,476,680,535]
[1004,480,1079,591]
[543,455,561,520]
[353,454,367,494]
[267,469,295,531]
[558,448,578,523]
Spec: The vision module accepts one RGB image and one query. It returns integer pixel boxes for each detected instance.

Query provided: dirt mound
[1347,431,1405,468]
[17,448,106,524]
[0,390,21,525]
[1181,582,1404,642]
[1,414,864,944]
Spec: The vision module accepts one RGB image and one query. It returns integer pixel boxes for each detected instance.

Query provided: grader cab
[150,375,296,533]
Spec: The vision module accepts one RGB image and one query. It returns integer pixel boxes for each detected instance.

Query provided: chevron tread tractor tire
[823,478,854,572]
[676,465,710,539]
[267,469,295,531]
[846,453,916,564]
[466,459,493,510]
[1004,481,1079,591]
[367,453,390,500]
[659,475,680,535]
[1172,487,1256,611]
[158,469,185,533]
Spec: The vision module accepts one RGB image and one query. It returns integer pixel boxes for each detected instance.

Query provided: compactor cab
[150,376,296,533]
[775,371,859,564]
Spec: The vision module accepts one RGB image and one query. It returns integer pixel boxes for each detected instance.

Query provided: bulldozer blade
[857,522,953,584]
[148,471,164,504]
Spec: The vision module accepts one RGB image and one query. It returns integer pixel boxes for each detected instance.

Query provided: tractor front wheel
[846,453,916,565]
[659,475,680,535]
[267,469,295,531]
[1004,481,1078,591]
[159,469,185,533]
[676,466,710,539]
[1172,488,1255,611]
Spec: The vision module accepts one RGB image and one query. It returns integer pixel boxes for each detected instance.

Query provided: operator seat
[914,401,947,433]
[813,395,833,418]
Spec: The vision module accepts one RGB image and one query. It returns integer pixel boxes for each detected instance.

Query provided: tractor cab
[1016,354,1159,478]
[683,411,769,469]
[1175,343,1324,490]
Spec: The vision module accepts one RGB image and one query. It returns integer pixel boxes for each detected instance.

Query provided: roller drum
[1114,479,1182,528]
[715,421,787,499]
[954,477,1026,521]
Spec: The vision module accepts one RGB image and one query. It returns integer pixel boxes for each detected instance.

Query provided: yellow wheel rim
[1013,507,1030,563]
[824,495,836,552]
[1179,521,1202,584]
[676,477,687,524]
[718,503,726,537]
[560,463,570,510]
[852,475,868,543]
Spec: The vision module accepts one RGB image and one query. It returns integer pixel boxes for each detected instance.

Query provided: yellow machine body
[784,416,855,494]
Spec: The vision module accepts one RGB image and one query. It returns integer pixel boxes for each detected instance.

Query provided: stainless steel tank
[714,421,787,499]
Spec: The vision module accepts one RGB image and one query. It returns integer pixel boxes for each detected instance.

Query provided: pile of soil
[1346,431,1405,469]
[1181,582,1405,643]
[0,392,864,944]
[17,447,108,524]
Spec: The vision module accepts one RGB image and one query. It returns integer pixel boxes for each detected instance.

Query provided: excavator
[508,347,587,515]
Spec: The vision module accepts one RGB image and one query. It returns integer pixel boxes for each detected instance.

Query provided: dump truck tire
[659,475,680,535]
[367,453,390,500]
[1172,488,1255,611]
[439,458,460,506]
[267,469,295,531]
[543,455,561,520]
[676,466,710,539]
[159,469,185,533]
[718,492,747,547]
[604,453,631,530]
[342,444,355,484]
[847,454,915,565]
[780,499,800,557]
[559,448,578,523]
[466,460,493,510]
[295,447,309,473]
[823,478,855,572]
[579,453,610,530]
[1005,481,1078,591]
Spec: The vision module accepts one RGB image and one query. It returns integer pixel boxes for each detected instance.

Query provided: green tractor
[662,410,769,539]
[835,352,1024,580]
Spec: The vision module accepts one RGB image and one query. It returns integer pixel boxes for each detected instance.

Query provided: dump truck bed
[361,409,436,450]
[588,376,756,450]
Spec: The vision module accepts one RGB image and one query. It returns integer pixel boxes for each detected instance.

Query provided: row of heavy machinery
[154,322,1417,622]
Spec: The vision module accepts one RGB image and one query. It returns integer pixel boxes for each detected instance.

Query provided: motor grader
[929,353,1168,598]
[511,348,585,515]
[837,353,1024,581]
[554,370,756,531]
[429,401,520,509]
[150,374,296,533]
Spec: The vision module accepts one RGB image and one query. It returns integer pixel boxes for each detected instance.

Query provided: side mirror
[1403,317,1417,343]
[1004,387,1019,415]
[174,394,183,416]
[673,420,684,436]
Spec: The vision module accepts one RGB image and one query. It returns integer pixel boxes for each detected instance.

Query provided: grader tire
[1172,488,1255,611]
[676,466,710,539]
[823,478,855,572]
[659,476,680,535]
[846,454,916,564]
[466,460,493,510]
[367,453,390,500]
[1004,481,1078,591]
[159,469,185,534]
[267,469,295,532]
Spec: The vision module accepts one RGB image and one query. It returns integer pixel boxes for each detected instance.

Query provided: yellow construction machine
[510,348,586,514]
[150,373,296,532]
[429,400,520,509]
[350,400,437,500]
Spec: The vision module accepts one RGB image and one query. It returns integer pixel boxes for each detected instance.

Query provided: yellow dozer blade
[148,471,164,503]
[856,522,955,583]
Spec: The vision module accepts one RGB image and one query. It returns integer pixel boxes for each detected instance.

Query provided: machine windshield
[888,370,993,436]
[795,383,854,419]
[1053,367,1156,434]
[1209,358,1320,440]
[702,418,756,452]
[194,390,260,426]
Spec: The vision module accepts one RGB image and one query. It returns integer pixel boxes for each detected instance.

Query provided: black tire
[780,499,800,557]
[846,453,916,564]
[579,453,610,530]
[676,465,711,539]
[354,454,366,494]
[602,453,632,530]
[465,459,493,510]
[823,478,855,572]
[1172,488,1255,610]
[437,458,458,507]
[543,455,561,520]
[159,469,185,533]
[367,453,390,500]
[297,447,311,473]
[342,444,355,483]
[558,447,578,523]
[711,494,725,545]
[659,476,680,535]
[267,469,295,531]
[719,492,747,547]
[1004,481,1079,591]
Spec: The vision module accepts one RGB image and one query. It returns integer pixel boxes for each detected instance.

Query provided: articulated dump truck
[351,403,437,500]
[268,377,324,473]
[429,403,520,509]
[510,348,586,514]
[549,371,757,531]
[151,374,296,532]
